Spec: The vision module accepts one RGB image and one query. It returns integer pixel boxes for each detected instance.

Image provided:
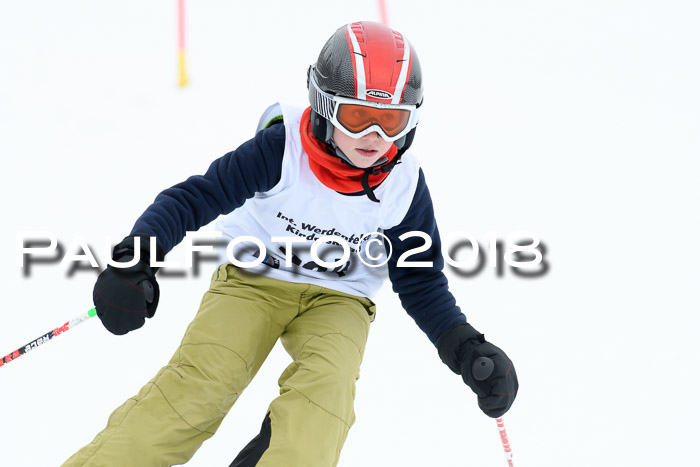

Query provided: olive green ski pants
[62,264,376,467]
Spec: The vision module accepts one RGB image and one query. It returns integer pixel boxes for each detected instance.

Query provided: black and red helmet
[308,21,423,151]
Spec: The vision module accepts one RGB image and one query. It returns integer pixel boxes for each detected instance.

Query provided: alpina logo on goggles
[309,71,420,142]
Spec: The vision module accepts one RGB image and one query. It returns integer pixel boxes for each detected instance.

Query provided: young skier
[63,21,518,467]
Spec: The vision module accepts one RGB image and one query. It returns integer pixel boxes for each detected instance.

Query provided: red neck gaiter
[300,107,398,194]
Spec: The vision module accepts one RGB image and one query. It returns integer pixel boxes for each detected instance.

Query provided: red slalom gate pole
[177,0,188,87]
[496,417,514,466]
[377,0,389,25]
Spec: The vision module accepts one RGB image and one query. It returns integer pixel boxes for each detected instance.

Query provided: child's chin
[351,156,379,168]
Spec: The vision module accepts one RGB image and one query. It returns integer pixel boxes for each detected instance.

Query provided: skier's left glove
[437,322,518,418]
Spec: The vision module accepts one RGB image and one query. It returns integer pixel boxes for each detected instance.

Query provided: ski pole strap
[0,308,97,368]
[496,417,514,466]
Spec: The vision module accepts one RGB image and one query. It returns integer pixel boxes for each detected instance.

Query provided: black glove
[438,322,518,418]
[93,234,163,335]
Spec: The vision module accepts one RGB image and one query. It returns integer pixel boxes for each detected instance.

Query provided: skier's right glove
[437,322,518,418]
[93,234,163,336]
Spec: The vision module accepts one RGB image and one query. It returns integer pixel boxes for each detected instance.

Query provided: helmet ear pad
[394,127,416,153]
[310,109,334,143]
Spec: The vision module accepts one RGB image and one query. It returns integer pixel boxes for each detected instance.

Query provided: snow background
[1,0,699,465]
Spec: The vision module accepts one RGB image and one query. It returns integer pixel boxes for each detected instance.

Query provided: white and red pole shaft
[496,417,514,466]
[0,308,97,368]
[472,358,515,466]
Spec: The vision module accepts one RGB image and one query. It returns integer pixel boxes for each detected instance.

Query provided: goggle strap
[309,75,336,121]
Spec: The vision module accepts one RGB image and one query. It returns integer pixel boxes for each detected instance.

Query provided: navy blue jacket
[131,124,465,346]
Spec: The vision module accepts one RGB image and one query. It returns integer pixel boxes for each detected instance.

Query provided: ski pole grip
[472,356,495,381]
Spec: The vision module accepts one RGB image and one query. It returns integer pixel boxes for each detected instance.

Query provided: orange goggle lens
[336,104,412,138]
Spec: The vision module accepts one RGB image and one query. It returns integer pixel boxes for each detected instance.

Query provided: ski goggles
[309,69,420,142]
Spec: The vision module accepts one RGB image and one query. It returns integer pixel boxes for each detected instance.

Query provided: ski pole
[0,308,97,368]
[472,357,514,466]
[496,417,513,467]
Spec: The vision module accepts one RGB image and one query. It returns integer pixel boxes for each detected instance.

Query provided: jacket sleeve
[130,124,286,254]
[384,169,467,346]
